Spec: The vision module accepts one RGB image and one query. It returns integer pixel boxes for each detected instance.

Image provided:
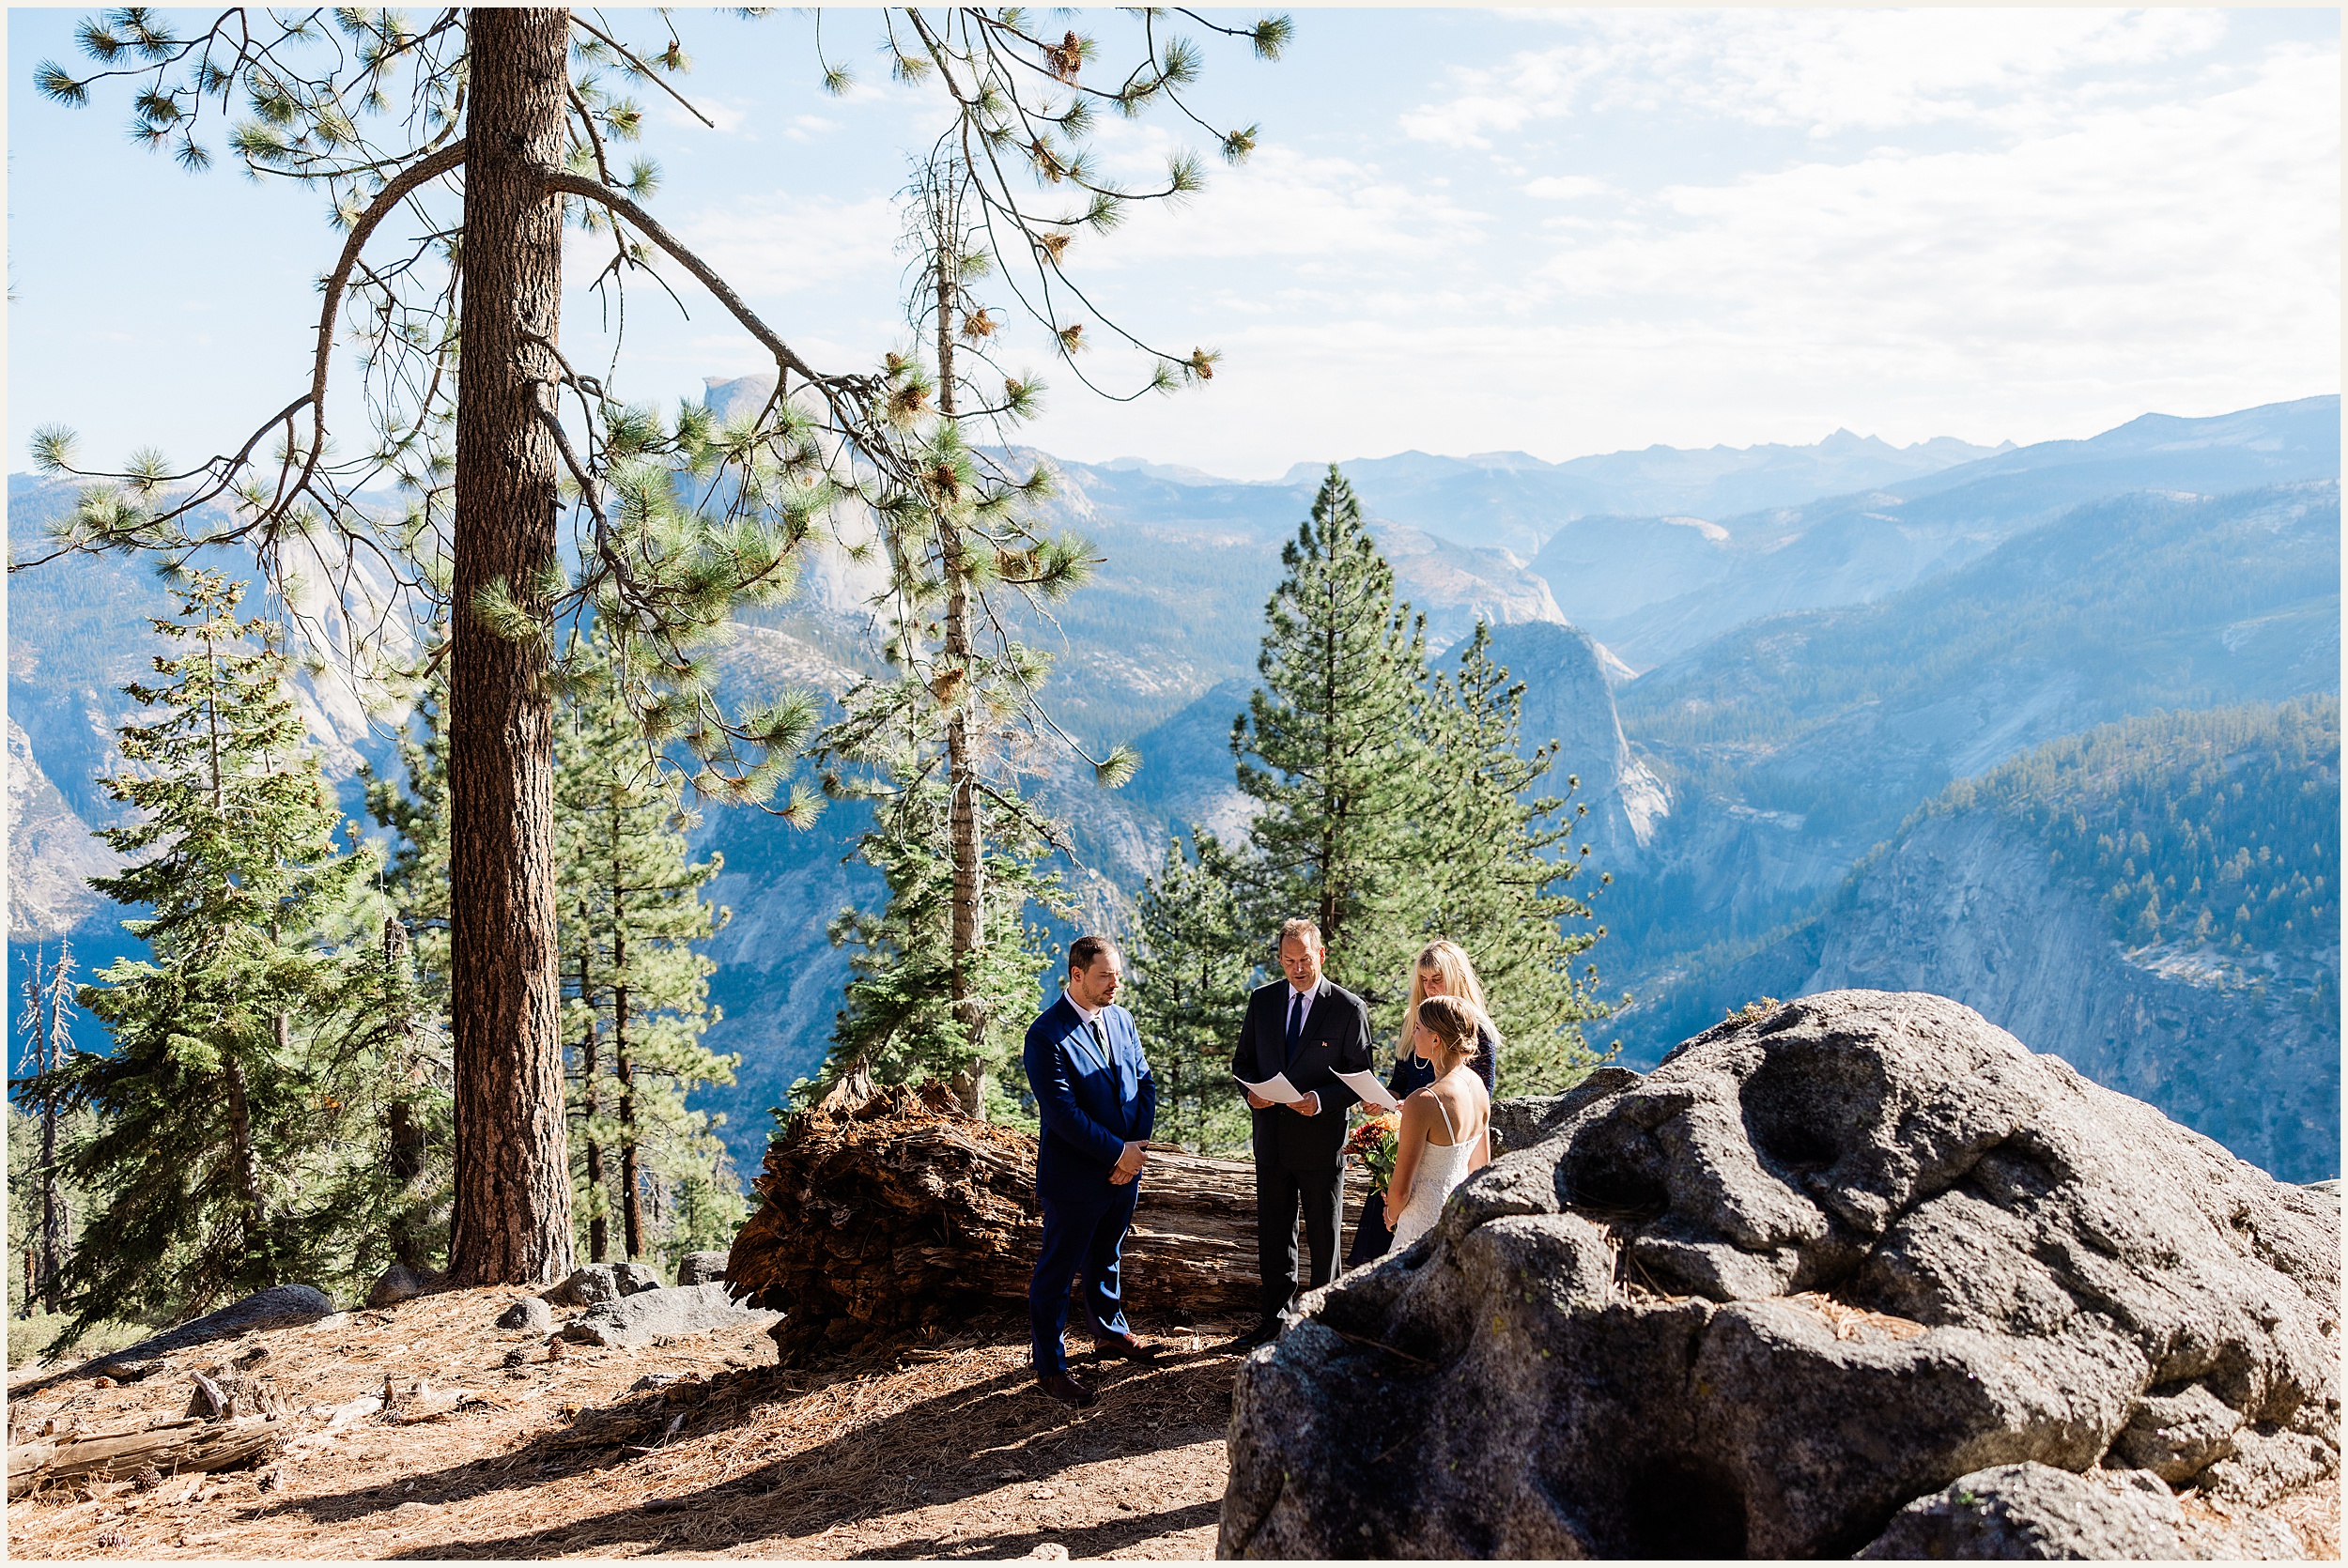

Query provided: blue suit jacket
[1023,995,1157,1205]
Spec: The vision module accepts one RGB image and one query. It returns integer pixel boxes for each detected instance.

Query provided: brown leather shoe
[1089,1330,1161,1362]
[1037,1372,1098,1408]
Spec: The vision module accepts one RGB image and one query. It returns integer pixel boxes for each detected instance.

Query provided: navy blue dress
[1346,1023,1498,1266]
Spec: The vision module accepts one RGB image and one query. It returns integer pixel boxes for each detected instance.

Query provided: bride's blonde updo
[1415,994,1484,1066]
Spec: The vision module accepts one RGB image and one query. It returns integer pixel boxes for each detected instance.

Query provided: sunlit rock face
[1218,991,2340,1560]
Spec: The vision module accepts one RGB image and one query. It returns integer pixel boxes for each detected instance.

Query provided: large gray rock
[1488,1065,1642,1155]
[543,1263,659,1307]
[52,1284,336,1385]
[1219,991,2339,1560]
[1856,1464,2191,1559]
[558,1284,780,1349]
[1856,1462,2304,1560]
[677,1251,730,1287]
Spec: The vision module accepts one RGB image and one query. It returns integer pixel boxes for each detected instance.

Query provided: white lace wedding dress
[1388,1089,1478,1252]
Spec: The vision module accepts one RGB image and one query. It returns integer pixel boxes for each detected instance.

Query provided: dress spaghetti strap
[1430,1091,1459,1147]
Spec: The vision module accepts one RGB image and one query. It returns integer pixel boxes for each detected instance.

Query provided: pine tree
[1420,623,1614,1092]
[26,9,1285,1283]
[39,572,370,1337]
[1129,833,1256,1152]
[1231,467,1436,1008]
[811,155,1127,1118]
[13,943,81,1316]
[818,754,1066,1123]
[555,626,738,1263]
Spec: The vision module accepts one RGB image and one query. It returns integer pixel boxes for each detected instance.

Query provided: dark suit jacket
[1231,976,1374,1171]
[1024,995,1157,1206]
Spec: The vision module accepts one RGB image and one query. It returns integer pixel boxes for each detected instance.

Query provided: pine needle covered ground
[8,1283,2335,1560]
[7,1286,1251,1560]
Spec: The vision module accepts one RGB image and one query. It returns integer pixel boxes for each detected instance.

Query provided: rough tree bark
[935,218,988,1121]
[220,1055,269,1277]
[444,5,576,1286]
[577,899,610,1263]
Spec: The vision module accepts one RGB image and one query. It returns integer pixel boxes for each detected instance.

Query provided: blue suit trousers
[1028,1180,1140,1375]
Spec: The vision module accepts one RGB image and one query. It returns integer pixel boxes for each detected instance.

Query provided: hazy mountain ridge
[1275,428,2015,557]
[6,719,125,942]
[1546,396,2340,669]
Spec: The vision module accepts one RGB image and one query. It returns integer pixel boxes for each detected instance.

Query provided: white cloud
[1027,38,2337,480]
[1052,130,1490,269]
[1404,8,2233,146]
[1523,176,1613,202]
[669,193,902,298]
[1528,43,2337,359]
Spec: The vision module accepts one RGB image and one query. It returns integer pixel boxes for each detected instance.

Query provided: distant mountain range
[1544,395,2342,668]
[1082,425,2018,562]
[9,392,2340,1180]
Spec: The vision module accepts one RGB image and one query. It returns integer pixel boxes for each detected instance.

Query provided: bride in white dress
[1384,995,1492,1253]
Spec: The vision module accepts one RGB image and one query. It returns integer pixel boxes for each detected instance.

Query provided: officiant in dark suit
[1229,917,1373,1349]
[1024,934,1160,1409]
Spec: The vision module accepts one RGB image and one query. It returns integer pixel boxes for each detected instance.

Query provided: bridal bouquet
[1346,1110,1400,1193]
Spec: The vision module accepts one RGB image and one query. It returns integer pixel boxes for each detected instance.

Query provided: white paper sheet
[1336,1069,1401,1112]
[1233,1071,1305,1105]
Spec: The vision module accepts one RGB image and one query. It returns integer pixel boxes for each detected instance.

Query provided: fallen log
[727,1082,1369,1359]
[7,1415,282,1499]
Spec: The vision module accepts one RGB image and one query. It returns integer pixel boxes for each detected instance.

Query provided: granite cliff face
[1797,809,2340,1184]
[1477,621,1666,869]
[7,719,123,941]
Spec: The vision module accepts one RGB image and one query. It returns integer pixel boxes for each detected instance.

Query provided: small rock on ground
[367,1266,440,1308]
[495,1298,554,1333]
[677,1251,729,1286]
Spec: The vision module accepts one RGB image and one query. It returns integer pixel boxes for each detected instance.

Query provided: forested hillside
[1619,699,2340,1180]
[1963,698,2339,962]
[1600,480,2340,985]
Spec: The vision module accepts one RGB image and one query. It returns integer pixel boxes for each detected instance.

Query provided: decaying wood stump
[727,1082,1368,1359]
[7,1415,282,1499]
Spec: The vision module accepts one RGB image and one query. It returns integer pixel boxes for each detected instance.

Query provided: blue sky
[8,8,2339,482]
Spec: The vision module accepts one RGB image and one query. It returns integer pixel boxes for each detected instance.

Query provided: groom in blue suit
[1023,934,1159,1408]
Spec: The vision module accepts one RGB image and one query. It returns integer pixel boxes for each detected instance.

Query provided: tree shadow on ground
[246,1314,1249,1558]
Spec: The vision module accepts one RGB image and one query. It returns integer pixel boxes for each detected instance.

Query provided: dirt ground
[7,1287,1244,1560]
[7,1285,2338,1560]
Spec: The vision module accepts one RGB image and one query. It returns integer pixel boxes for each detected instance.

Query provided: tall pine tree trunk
[615,946,643,1259]
[381,916,432,1271]
[579,902,609,1263]
[936,249,988,1120]
[445,6,576,1286]
[36,946,73,1314]
[220,1054,269,1280]
[386,1099,429,1270]
[38,1084,61,1314]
